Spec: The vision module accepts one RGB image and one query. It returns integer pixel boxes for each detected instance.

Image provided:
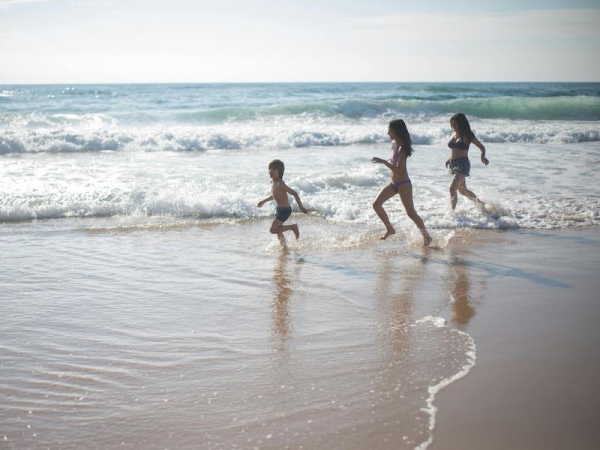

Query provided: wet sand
[1,219,599,449]
[431,226,600,450]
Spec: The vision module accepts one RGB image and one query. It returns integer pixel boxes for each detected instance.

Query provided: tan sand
[431,226,600,450]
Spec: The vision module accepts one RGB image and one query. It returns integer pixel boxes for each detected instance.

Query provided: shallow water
[1,218,480,450]
[1,142,598,230]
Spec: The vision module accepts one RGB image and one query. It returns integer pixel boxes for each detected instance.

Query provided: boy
[257,159,308,242]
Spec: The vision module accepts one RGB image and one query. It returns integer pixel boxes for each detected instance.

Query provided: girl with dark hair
[446,113,489,210]
[371,119,431,247]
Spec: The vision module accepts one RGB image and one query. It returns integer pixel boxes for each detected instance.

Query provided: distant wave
[95,96,600,123]
[261,96,600,122]
[1,120,599,154]
[3,83,600,124]
[418,96,600,121]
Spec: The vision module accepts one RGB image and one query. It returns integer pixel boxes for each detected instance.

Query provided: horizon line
[2,80,600,86]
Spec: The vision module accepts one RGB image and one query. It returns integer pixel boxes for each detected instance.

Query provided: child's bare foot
[292,224,300,240]
[380,228,395,240]
[423,233,432,247]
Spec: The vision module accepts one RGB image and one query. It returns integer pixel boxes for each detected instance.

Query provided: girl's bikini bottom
[390,179,411,192]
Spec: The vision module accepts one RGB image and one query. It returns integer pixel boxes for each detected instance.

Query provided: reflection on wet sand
[374,249,431,353]
[271,251,294,348]
[444,252,486,328]
[448,256,477,327]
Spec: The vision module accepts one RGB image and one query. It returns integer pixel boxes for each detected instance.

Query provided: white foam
[2,112,600,156]
[415,320,477,450]
[1,134,598,230]
[414,316,447,327]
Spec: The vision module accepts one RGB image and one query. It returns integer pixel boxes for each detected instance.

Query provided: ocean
[1,82,599,449]
[1,82,599,228]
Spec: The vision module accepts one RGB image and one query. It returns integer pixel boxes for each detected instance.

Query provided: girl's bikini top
[448,139,470,150]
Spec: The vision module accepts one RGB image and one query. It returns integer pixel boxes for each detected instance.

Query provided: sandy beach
[431,226,600,450]
[2,216,599,449]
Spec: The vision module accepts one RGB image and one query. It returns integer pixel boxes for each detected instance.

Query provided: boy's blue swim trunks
[275,206,292,222]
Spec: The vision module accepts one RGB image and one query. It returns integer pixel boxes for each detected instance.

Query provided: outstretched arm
[371,151,407,175]
[471,136,489,166]
[257,195,273,207]
[284,185,308,214]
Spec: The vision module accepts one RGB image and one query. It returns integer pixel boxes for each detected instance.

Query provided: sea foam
[1,118,599,155]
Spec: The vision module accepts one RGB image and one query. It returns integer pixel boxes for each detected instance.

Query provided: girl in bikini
[371,119,432,247]
[446,113,489,210]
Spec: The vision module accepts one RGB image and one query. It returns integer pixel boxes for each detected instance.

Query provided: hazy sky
[1,0,599,83]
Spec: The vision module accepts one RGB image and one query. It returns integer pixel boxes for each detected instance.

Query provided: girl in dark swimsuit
[446,113,489,211]
[371,119,431,247]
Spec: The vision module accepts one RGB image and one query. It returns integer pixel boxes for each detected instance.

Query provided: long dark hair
[451,113,474,143]
[389,119,413,157]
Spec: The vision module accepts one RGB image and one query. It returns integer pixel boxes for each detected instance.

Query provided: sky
[0,0,599,84]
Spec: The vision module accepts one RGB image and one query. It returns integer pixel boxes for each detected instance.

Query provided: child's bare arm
[257,195,273,207]
[371,150,407,174]
[471,136,489,166]
[371,156,393,170]
[284,185,309,214]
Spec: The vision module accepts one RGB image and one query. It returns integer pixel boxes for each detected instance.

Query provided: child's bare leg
[458,179,482,205]
[277,232,288,249]
[449,175,461,210]
[399,184,432,247]
[373,185,397,240]
[270,219,284,235]
[461,188,479,200]
[271,219,299,240]
[277,223,300,239]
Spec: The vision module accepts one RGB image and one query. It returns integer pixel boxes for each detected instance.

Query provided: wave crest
[1,119,599,154]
